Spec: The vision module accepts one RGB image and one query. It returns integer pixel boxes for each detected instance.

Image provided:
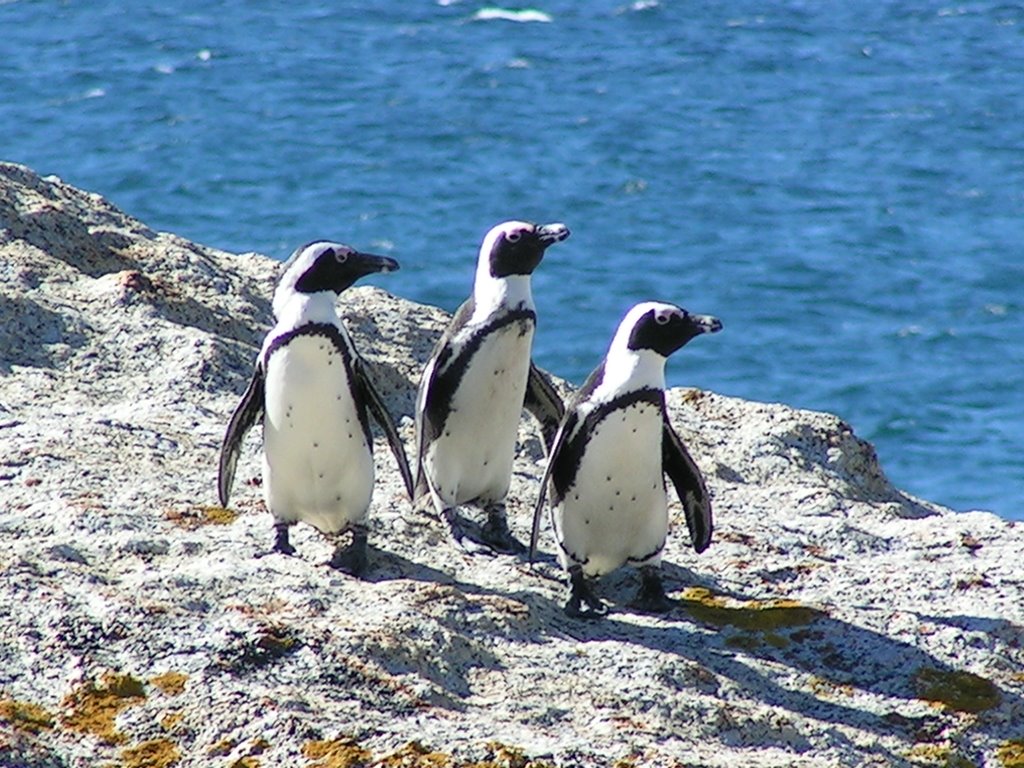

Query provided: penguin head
[479,220,570,279]
[273,240,398,319]
[279,240,399,296]
[621,301,723,358]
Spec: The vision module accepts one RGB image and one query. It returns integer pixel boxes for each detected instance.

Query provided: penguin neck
[470,272,534,324]
[273,289,341,329]
[595,347,667,400]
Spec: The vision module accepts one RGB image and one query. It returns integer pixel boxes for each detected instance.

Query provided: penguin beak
[693,314,723,334]
[536,223,571,246]
[352,251,400,275]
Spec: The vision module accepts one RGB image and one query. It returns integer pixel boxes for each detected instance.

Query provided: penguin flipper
[524,361,565,455]
[529,410,575,563]
[218,364,265,508]
[411,298,475,502]
[662,414,713,553]
[411,356,435,505]
[354,357,415,501]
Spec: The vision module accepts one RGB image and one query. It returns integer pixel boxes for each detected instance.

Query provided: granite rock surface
[2,162,1023,767]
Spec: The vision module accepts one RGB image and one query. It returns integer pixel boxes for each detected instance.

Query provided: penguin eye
[506,231,523,243]
[655,312,671,326]
[333,248,349,264]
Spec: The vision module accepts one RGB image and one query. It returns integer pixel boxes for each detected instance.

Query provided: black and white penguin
[218,240,414,576]
[414,220,570,554]
[529,301,721,618]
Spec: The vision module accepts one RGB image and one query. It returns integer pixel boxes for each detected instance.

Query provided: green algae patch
[913,667,1002,713]
[149,671,188,696]
[121,738,181,768]
[0,698,55,734]
[303,738,372,768]
[679,587,825,631]
[62,672,147,744]
[998,739,1024,768]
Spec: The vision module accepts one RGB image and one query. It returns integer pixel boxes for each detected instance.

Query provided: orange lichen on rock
[61,672,147,744]
[165,505,238,529]
[120,737,181,768]
[997,739,1024,768]
[149,672,188,696]
[678,587,825,631]
[376,741,451,767]
[302,738,372,768]
[0,698,55,734]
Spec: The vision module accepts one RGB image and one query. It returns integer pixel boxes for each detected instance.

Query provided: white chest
[261,332,374,531]
[425,319,534,505]
[554,401,669,575]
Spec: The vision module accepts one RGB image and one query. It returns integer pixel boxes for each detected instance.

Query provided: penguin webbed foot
[442,508,496,556]
[565,565,608,619]
[266,522,296,557]
[629,565,676,614]
[480,504,526,555]
[326,526,369,577]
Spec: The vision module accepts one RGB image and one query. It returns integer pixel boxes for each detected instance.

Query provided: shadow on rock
[0,295,89,371]
[332,545,567,710]
[551,564,1021,745]
[3,196,146,278]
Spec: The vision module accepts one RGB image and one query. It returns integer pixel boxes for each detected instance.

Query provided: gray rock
[1,161,1022,767]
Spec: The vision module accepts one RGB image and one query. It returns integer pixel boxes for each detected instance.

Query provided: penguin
[529,301,722,618]
[414,220,570,554]
[218,240,415,576]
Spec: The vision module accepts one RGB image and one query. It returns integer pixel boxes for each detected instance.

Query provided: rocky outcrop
[1,162,1022,767]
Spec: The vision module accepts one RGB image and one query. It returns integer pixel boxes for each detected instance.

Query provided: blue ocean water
[2,1,1022,517]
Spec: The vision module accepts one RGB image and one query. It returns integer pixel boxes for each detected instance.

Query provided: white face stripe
[470,221,536,323]
[274,243,350,321]
[608,301,685,354]
[273,241,346,320]
[591,301,683,402]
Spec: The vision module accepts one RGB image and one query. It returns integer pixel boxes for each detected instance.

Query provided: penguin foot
[480,505,526,555]
[272,522,297,557]
[565,566,608,619]
[326,526,369,577]
[629,566,676,614]
[442,509,495,556]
